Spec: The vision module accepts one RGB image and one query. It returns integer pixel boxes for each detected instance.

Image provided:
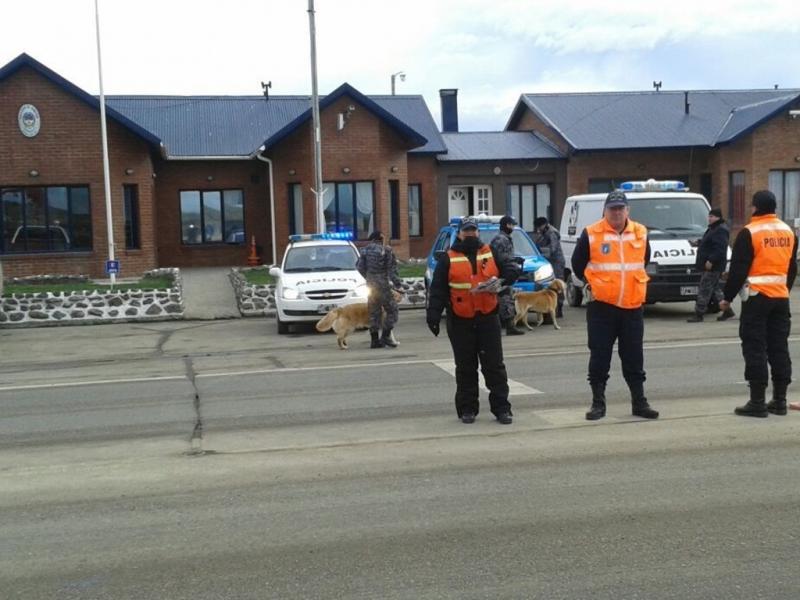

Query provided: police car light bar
[619,179,687,192]
[288,232,353,242]
[448,214,504,226]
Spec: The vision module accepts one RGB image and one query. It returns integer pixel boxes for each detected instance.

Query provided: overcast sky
[2,0,798,131]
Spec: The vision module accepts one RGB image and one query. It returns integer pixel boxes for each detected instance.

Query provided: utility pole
[94,0,116,285]
[307,0,325,233]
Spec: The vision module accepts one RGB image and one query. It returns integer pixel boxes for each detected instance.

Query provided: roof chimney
[684,91,690,115]
[440,88,459,133]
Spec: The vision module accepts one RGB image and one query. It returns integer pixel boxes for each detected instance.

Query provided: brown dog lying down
[315,290,403,349]
[512,278,566,331]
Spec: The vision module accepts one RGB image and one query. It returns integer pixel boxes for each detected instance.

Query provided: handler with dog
[357,231,403,349]
[426,216,518,424]
[571,190,660,421]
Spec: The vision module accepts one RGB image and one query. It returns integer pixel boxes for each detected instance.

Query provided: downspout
[254,146,277,266]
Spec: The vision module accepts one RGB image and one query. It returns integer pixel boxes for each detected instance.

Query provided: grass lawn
[397,264,426,278]
[3,275,174,296]
[242,268,275,286]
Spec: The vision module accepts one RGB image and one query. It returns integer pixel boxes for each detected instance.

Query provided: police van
[269,233,369,334]
[559,179,731,306]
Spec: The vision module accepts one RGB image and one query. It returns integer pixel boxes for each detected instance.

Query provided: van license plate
[317,304,335,314]
[680,286,698,296]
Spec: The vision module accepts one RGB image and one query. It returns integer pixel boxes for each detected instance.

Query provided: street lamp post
[390,71,406,95]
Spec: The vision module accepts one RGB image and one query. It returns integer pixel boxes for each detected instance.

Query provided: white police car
[269,233,369,334]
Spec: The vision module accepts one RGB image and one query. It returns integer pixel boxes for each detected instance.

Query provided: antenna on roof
[261,81,272,102]
[653,81,662,92]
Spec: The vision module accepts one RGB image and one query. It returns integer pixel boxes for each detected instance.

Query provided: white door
[448,186,469,219]
[475,185,492,215]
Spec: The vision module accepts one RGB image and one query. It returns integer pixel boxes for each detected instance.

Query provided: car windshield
[477,227,540,256]
[283,245,358,272]
[628,197,709,239]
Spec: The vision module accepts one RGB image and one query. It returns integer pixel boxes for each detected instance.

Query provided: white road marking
[1,336,796,393]
[431,360,542,395]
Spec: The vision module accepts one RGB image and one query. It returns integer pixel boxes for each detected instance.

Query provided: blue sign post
[105,259,120,275]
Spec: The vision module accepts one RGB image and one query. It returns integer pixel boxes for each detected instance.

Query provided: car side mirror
[269,266,281,277]
[434,251,446,261]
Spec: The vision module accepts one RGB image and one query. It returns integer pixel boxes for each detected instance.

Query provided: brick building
[0,54,444,278]
[506,89,800,230]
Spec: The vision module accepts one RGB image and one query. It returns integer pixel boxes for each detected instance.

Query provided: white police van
[560,179,731,306]
[269,233,369,334]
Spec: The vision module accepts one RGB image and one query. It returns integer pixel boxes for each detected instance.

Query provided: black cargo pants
[446,312,511,418]
[586,301,646,386]
[739,293,792,386]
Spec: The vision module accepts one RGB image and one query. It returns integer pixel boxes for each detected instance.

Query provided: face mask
[461,236,482,251]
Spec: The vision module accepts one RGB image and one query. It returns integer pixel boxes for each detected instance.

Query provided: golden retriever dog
[512,278,566,331]
[315,289,403,349]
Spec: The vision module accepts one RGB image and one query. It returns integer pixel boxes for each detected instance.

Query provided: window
[408,184,422,236]
[123,185,140,250]
[0,185,92,253]
[475,185,492,214]
[728,171,746,228]
[389,180,400,240]
[507,183,552,231]
[321,181,374,240]
[180,189,244,245]
[288,183,304,235]
[768,170,800,222]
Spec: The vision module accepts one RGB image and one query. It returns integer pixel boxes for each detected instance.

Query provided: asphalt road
[2,299,800,599]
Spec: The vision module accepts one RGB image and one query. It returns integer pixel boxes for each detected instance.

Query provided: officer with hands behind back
[490,215,525,335]
[720,190,798,417]
[426,217,518,425]
[356,230,403,349]
[571,190,660,421]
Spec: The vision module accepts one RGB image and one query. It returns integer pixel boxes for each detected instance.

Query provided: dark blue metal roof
[437,131,563,161]
[106,89,444,158]
[508,90,800,151]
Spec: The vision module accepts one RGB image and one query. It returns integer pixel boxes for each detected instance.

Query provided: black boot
[629,381,659,419]
[586,382,606,420]
[370,330,384,349]
[686,313,704,323]
[717,307,735,321]
[735,382,768,417]
[767,382,788,416]
[505,320,525,335]
[381,327,398,348]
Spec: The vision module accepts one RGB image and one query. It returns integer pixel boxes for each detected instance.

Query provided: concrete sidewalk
[180,267,240,320]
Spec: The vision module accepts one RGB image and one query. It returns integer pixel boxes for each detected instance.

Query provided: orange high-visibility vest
[447,244,499,318]
[584,218,649,309]
[744,214,794,298]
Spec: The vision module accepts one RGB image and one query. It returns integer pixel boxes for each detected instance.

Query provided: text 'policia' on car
[269,232,368,334]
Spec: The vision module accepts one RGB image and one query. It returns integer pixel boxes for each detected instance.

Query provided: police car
[269,233,369,334]
[559,179,732,306]
[425,214,555,298]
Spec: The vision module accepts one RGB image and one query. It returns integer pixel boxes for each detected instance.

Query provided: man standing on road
[687,208,732,323]
[357,231,403,349]
[490,215,524,335]
[426,217,517,425]
[533,216,566,319]
[571,190,660,421]
[720,190,798,417]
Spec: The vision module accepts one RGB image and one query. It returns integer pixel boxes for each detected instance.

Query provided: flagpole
[94,0,116,284]
[307,0,325,233]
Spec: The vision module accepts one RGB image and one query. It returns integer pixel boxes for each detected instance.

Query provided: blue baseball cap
[605,191,629,208]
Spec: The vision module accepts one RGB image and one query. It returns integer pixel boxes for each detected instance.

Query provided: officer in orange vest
[571,190,659,421]
[426,216,518,424]
[720,190,798,417]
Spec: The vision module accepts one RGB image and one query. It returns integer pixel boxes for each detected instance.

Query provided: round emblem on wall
[18,104,41,137]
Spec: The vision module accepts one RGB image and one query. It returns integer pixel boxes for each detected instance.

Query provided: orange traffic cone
[247,235,261,266]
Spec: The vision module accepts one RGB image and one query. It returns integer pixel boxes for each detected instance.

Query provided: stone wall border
[230,266,426,318]
[0,268,185,328]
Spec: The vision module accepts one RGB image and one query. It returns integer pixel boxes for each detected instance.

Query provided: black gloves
[514,256,525,265]
[427,320,440,337]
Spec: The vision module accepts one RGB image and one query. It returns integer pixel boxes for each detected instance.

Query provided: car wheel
[566,276,583,307]
[276,314,290,334]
